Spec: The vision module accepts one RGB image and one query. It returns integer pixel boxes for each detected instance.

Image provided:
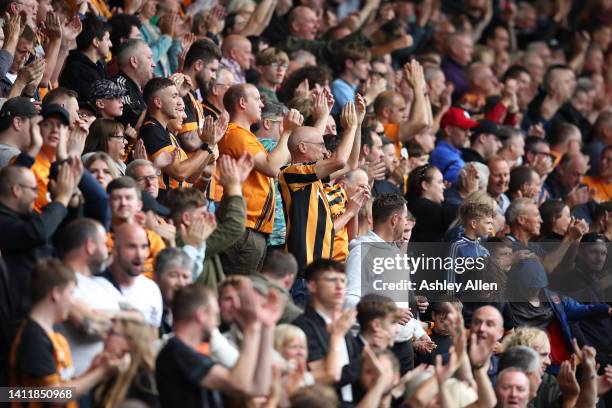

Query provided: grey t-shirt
[0,143,20,168]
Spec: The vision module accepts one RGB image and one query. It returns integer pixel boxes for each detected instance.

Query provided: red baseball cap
[440,107,479,129]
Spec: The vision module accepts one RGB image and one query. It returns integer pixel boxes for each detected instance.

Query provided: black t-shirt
[415,330,453,366]
[12,318,57,381]
[155,336,221,408]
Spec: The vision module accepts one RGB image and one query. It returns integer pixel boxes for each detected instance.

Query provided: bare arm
[41,13,63,86]
[399,60,432,142]
[239,0,278,36]
[330,94,365,180]
[315,102,357,180]
[252,109,302,177]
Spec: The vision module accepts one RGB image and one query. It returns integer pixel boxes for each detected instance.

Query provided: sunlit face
[519,203,542,237]
[488,160,510,197]
[292,8,319,40]
[243,85,264,123]
[470,306,504,341]
[88,159,114,189]
[259,60,288,86]
[107,131,127,161]
[496,371,530,408]
[109,187,141,221]
[57,281,76,322]
[281,337,307,363]
[422,168,445,203]
[219,286,239,324]
[157,266,192,305]
[473,216,494,239]
[114,228,149,277]
[552,205,571,236]
[40,117,67,150]
[131,164,159,198]
[307,269,346,308]
[97,31,112,59]
[532,338,551,374]
[156,85,182,120]
[388,95,408,123]
[382,143,398,173]
[233,39,254,71]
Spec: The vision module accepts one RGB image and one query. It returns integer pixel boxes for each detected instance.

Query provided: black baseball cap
[0,97,39,131]
[41,104,71,126]
[471,120,507,141]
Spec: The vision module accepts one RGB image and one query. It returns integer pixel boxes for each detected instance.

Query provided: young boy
[447,202,496,290]
[89,79,127,119]
[10,258,116,403]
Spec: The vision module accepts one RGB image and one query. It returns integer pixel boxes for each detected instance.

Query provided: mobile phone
[400,148,409,159]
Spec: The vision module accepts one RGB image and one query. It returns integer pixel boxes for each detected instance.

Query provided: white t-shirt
[58,273,123,376]
[119,275,163,328]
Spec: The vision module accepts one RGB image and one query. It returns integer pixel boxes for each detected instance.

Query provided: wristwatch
[200,143,213,154]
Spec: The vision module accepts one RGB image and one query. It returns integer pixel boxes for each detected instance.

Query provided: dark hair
[360,127,373,149]
[109,13,141,53]
[549,122,580,148]
[223,84,249,114]
[538,199,567,237]
[142,77,175,107]
[502,65,531,83]
[165,188,207,224]
[507,166,536,196]
[77,16,110,51]
[481,21,509,45]
[107,176,141,196]
[84,118,124,155]
[57,218,103,256]
[30,258,76,305]
[172,283,215,322]
[405,164,437,199]
[543,64,572,93]
[278,66,332,104]
[498,346,540,374]
[184,39,222,70]
[262,250,298,279]
[372,193,407,226]
[304,258,344,282]
[332,42,370,74]
[356,293,398,331]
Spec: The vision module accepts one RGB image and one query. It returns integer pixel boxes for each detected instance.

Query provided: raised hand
[329,308,357,337]
[2,12,21,53]
[340,101,358,130]
[282,108,304,135]
[557,357,580,400]
[67,127,88,157]
[461,163,480,194]
[469,332,495,369]
[159,13,179,37]
[61,16,83,43]
[258,288,286,327]
[312,89,329,121]
[365,160,387,181]
[565,217,589,241]
[24,116,43,157]
[153,149,178,169]
[347,189,369,214]
[180,212,217,248]
[294,79,310,98]
[403,59,426,95]
[170,72,192,97]
[355,93,367,124]
[124,124,138,145]
[42,11,62,41]
[17,58,46,88]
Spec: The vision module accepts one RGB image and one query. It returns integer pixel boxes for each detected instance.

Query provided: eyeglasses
[269,62,288,69]
[376,130,386,137]
[303,141,326,148]
[109,134,127,141]
[135,174,159,183]
[370,71,387,77]
[17,184,38,193]
[215,82,232,87]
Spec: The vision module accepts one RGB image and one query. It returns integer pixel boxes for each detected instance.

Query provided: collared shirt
[315,308,353,403]
[258,137,286,246]
[430,140,465,185]
[220,57,245,84]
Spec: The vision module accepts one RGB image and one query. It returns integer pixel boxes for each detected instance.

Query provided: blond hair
[501,327,548,352]
[274,324,308,360]
[448,191,498,230]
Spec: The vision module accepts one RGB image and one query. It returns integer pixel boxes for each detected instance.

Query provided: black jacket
[0,201,67,330]
[292,305,362,406]
[58,50,108,100]
[116,71,146,128]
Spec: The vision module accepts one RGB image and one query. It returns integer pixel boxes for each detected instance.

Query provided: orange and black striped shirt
[279,162,334,272]
[180,91,205,135]
[10,318,77,408]
[139,116,190,190]
[325,183,350,262]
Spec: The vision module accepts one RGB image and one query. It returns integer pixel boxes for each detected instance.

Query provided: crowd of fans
[0,0,610,407]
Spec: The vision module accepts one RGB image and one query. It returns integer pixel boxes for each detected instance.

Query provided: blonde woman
[274,324,316,391]
[94,318,159,408]
[84,152,119,190]
[500,327,581,408]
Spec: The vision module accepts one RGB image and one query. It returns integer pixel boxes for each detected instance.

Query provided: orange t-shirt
[383,123,402,158]
[32,153,52,213]
[218,123,275,234]
[583,176,612,202]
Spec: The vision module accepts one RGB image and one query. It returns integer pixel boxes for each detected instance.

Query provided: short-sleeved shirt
[10,318,77,408]
[139,116,190,190]
[180,91,205,135]
[279,162,334,272]
[324,182,349,262]
[259,137,286,246]
[156,336,221,408]
[218,123,275,234]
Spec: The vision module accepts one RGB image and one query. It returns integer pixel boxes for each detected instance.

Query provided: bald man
[279,101,359,280]
[102,223,163,329]
[469,305,505,381]
[220,34,254,84]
